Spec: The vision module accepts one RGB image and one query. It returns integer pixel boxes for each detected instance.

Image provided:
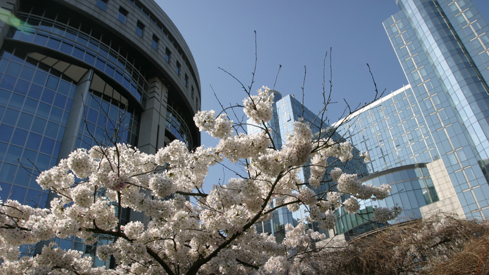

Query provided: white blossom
[343,197,360,214]
[243,86,274,124]
[372,205,403,223]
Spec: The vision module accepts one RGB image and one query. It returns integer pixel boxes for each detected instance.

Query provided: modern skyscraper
[382,0,489,220]
[0,0,200,261]
[259,0,489,242]
[249,92,369,242]
[334,0,489,239]
[335,85,443,239]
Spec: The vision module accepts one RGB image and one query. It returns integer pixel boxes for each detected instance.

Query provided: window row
[96,0,196,102]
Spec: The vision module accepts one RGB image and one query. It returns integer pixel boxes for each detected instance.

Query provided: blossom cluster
[194,110,234,139]
[243,86,274,124]
[0,87,402,275]
[372,205,403,223]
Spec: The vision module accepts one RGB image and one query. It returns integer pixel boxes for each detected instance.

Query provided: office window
[191,86,194,98]
[118,7,128,24]
[152,35,159,50]
[176,61,181,75]
[136,21,144,37]
[165,48,171,63]
[96,0,108,10]
[184,74,188,87]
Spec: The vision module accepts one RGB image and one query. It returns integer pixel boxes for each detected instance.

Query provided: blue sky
[156,1,489,188]
[159,0,489,123]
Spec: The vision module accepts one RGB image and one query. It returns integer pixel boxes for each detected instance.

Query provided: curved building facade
[0,0,200,261]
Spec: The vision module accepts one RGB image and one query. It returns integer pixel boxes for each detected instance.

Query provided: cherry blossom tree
[0,86,401,274]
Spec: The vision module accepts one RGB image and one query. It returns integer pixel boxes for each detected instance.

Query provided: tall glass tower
[382,0,489,220]
[249,93,369,242]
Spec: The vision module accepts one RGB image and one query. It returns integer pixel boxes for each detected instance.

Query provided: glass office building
[0,0,200,263]
[259,0,489,241]
[249,93,325,242]
[250,92,369,242]
[381,0,489,220]
[335,0,489,239]
[335,85,441,240]
[333,0,489,240]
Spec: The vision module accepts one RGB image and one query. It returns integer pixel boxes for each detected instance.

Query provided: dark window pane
[20,149,37,169]
[49,107,63,124]
[53,141,60,156]
[118,7,128,24]
[136,21,144,37]
[26,133,42,150]
[60,42,73,55]
[0,163,17,183]
[46,76,59,90]
[96,0,108,11]
[152,35,159,50]
[58,81,71,96]
[47,37,61,50]
[0,142,6,160]
[28,84,42,99]
[45,122,58,139]
[35,154,50,171]
[17,112,33,130]
[95,57,106,71]
[9,185,26,203]
[0,90,10,105]
[1,75,16,90]
[14,79,29,95]
[31,117,46,134]
[7,62,22,77]
[40,137,55,155]
[39,192,48,208]
[8,94,25,109]
[25,189,41,207]
[33,33,48,46]
[73,47,85,60]
[37,102,51,119]
[5,145,22,163]
[11,129,28,146]
[84,52,95,65]
[13,167,30,187]
[165,48,171,63]
[57,126,65,141]
[33,71,47,85]
[0,182,11,200]
[0,59,8,73]
[2,108,19,125]
[23,98,38,114]
[53,94,67,109]
[41,89,55,104]
[105,64,115,77]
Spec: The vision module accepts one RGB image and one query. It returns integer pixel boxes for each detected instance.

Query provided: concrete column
[421,159,465,218]
[57,69,93,159]
[131,77,168,225]
[137,77,168,154]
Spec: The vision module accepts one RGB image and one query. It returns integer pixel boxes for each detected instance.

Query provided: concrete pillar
[58,69,93,159]
[131,77,168,225]
[137,77,168,154]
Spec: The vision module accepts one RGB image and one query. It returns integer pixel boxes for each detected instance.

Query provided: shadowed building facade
[0,0,200,263]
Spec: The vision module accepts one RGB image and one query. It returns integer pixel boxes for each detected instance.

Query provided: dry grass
[319,215,489,275]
